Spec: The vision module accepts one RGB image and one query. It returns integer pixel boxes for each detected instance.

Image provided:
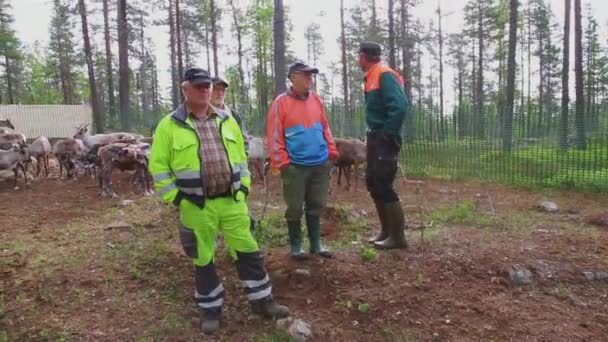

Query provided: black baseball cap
[212,76,229,88]
[184,68,212,85]
[359,41,382,57]
[288,60,319,76]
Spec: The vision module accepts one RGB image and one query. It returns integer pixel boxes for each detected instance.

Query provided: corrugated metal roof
[0,105,92,139]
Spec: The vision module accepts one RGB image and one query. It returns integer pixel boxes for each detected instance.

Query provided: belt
[206,190,232,199]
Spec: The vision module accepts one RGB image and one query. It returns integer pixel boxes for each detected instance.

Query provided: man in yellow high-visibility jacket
[148,68,289,335]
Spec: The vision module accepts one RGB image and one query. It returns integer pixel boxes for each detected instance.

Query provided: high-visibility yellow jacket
[148,103,251,209]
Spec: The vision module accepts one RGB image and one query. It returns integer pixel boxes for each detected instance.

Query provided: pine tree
[0,0,21,104]
[48,0,81,105]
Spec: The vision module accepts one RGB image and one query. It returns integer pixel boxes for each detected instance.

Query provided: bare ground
[1,169,608,341]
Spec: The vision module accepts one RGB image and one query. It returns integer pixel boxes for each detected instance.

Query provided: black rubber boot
[374,202,408,250]
[250,296,290,319]
[200,309,220,335]
[368,200,389,243]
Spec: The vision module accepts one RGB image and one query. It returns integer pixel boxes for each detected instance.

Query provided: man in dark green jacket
[358,41,409,249]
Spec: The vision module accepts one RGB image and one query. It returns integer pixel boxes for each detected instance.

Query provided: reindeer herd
[0,119,152,196]
[0,117,369,197]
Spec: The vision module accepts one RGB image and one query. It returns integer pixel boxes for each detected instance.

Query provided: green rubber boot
[306,215,332,258]
[287,220,307,260]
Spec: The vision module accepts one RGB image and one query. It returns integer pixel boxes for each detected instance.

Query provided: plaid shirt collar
[172,102,228,124]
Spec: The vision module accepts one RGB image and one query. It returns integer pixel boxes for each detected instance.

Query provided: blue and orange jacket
[364,62,409,144]
[266,89,338,170]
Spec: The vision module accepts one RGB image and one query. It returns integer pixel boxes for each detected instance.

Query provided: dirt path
[2,173,608,341]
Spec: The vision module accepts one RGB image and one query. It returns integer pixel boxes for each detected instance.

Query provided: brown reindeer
[333,138,367,191]
[97,142,153,197]
[52,138,86,179]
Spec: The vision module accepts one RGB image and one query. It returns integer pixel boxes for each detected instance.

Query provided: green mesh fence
[244,99,608,192]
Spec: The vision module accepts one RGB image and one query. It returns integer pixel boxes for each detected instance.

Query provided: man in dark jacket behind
[358,41,409,250]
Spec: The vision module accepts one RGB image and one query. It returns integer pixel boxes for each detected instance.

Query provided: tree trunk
[519,10,525,137]
[574,0,586,149]
[388,0,396,69]
[210,0,219,76]
[371,0,378,38]
[537,35,544,137]
[340,0,349,116]
[168,0,178,108]
[102,0,116,127]
[152,61,160,114]
[4,55,13,104]
[139,14,149,116]
[229,0,246,107]
[205,18,211,72]
[175,0,184,101]
[458,63,464,138]
[273,0,286,96]
[184,30,191,68]
[401,0,412,97]
[79,0,103,133]
[476,1,484,139]
[526,2,532,138]
[117,0,130,131]
[400,0,413,142]
[502,0,518,152]
[559,0,571,151]
[437,1,445,140]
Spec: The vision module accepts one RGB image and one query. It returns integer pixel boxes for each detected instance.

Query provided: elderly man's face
[211,85,227,105]
[290,71,314,92]
[183,82,211,107]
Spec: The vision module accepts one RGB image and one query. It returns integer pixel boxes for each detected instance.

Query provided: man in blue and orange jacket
[266,61,339,260]
[358,41,409,250]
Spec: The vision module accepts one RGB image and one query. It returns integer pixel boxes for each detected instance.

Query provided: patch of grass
[360,247,377,262]
[380,326,418,342]
[555,281,571,299]
[357,303,370,313]
[140,312,191,340]
[415,272,425,287]
[255,212,287,248]
[429,200,492,227]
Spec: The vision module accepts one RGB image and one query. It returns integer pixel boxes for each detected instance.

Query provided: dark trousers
[365,132,400,203]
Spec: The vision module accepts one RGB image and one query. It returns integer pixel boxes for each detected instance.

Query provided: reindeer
[73,123,136,149]
[0,133,26,150]
[27,136,52,177]
[0,142,30,190]
[248,137,269,183]
[0,118,15,134]
[76,144,102,178]
[53,138,86,179]
[333,138,367,191]
[97,142,153,197]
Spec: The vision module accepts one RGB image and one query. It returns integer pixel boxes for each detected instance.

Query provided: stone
[583,271,608,281]
[105,221,133,230]
[293,269,311,278]
[509,266,533,286]
[582,271,595,281]
[276,318,312,342]
[538,201,559,213]
[117,200,135,208]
